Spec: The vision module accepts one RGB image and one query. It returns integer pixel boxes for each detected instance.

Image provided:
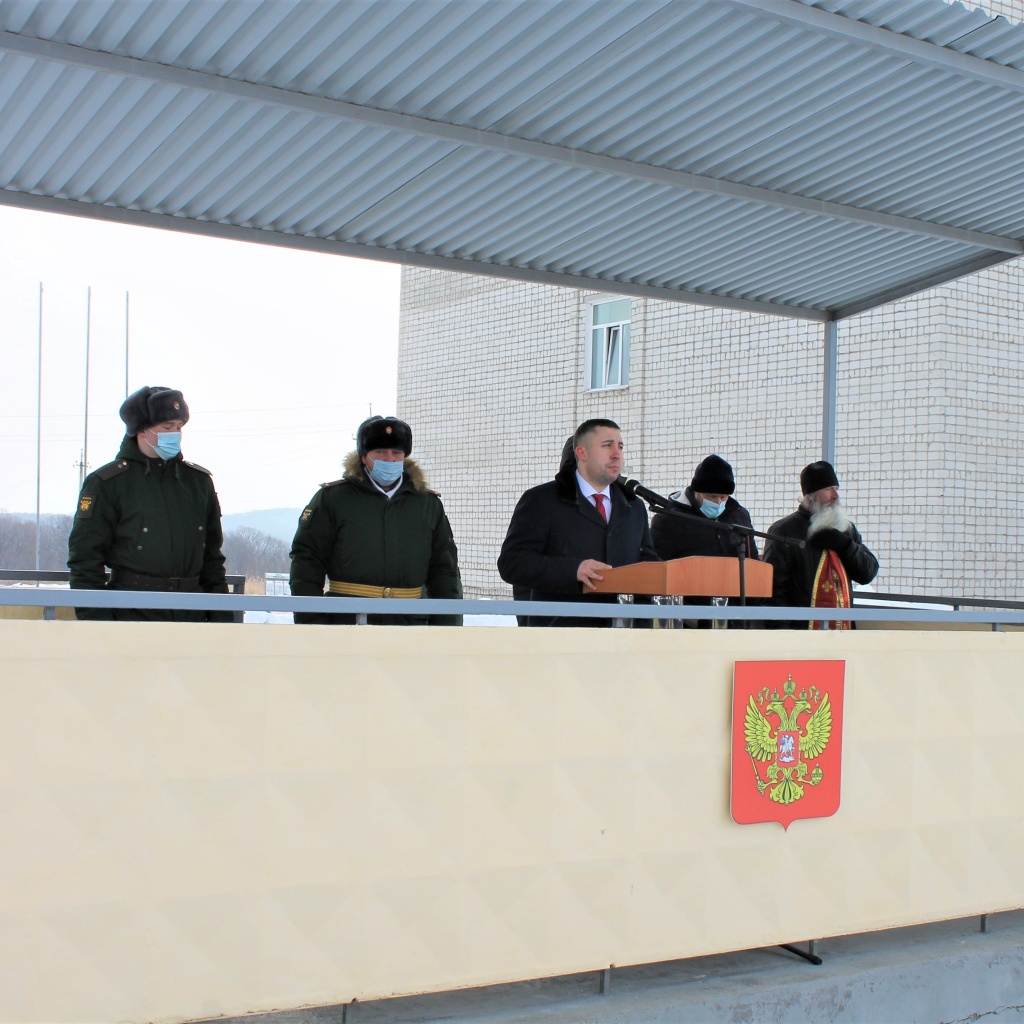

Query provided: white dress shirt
[575,471,612,522]
[369,473,403,499]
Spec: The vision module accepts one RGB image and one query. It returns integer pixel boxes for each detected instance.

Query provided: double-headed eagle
[744,675,832,805]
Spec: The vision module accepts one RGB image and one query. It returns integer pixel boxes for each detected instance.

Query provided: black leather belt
[110,569,201,592]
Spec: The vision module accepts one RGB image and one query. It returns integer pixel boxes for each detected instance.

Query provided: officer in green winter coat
[289,415,463,625]
[67,386,231,622]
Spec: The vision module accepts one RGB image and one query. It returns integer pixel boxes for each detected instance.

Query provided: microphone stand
[643,500,767,609]
[620,484,804,626]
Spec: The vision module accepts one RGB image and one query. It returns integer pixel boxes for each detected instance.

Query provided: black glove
[807,527,851,553]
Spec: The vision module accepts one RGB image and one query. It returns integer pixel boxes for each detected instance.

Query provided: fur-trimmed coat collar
[342,451,433,494]
[554,464,578,502]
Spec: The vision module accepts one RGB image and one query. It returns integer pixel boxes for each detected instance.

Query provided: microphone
[618,477,675,509]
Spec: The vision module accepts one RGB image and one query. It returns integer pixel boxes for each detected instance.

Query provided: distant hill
[5,512,62,523]
[221,508,302,544]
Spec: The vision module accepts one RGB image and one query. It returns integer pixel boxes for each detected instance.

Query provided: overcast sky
[0,205,401,516]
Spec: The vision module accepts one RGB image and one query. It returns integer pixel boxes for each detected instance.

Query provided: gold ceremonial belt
[328,580,423,599]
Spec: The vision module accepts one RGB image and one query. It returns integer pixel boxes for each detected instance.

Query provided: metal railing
[0,569,247,622]
[0,569,246,588]
[860,590,1024,612]
[2,575,1024,628]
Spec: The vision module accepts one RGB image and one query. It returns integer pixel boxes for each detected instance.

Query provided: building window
[588,297,631,390]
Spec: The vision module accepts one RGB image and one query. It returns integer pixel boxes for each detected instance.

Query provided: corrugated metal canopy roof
[2,0,1023,321]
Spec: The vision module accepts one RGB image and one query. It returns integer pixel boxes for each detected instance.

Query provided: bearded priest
[763,461,878,629]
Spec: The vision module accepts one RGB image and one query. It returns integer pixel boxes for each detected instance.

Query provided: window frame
[584,295,632,392]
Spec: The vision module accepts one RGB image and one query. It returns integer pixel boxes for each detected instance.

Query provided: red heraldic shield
[731,661,845,829]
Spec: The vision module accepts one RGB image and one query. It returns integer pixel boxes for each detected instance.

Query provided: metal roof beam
[830,249,1016,320]
[727,0,1024,93]
[0,29,1020,256]
[0,187,832,320]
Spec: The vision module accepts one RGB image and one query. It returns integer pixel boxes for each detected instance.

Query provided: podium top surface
[590,556,773,598]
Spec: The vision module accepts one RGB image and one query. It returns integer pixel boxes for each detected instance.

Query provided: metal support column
[780,940,823,965]
[822,320,838,463]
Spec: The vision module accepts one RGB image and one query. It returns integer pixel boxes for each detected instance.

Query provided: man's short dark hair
[573,418,620,448]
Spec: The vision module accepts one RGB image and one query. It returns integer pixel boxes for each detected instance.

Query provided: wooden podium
[590,556,773,598]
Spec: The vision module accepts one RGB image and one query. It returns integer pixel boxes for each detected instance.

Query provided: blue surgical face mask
[368,457,404,488]
[148,431,182,460]
[700,497,727,519]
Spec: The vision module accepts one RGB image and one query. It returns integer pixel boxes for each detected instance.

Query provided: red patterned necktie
[593,493,608,522]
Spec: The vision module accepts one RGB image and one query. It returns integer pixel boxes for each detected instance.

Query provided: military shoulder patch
[77,494,95,517]
[300,507,314,524]
[96,459,130,481]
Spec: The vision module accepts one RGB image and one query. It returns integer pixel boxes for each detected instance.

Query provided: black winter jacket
[650,486,760,625]
[651,487,759,561]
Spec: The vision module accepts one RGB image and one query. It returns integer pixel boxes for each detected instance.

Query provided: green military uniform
[289,453,462,625]
[68,435,230,621]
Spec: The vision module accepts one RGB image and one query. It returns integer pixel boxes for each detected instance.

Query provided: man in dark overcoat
[497,418,659,627]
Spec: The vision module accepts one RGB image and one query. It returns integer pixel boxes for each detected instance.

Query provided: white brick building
[397,260,1024,600]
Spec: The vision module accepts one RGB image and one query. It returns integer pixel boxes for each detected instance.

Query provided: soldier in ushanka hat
[289,415,463,625]
[67,386,230,622]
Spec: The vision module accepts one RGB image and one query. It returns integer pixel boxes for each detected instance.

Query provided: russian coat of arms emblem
[731,660,845,829]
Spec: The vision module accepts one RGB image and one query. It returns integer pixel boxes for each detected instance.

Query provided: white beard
[807,501,849,537]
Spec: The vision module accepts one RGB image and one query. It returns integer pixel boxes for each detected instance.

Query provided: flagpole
[124,290,130,398]
[81,286,91,489]
[35,282,43,572]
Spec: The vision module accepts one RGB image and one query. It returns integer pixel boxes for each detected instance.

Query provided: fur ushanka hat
[119,386,189,435]
[356,415,413,456]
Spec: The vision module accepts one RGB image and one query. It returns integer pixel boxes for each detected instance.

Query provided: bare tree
[0,514,39,570]
[0,514,74,571]
[40,515,73,570]
[2,516,291,582]
[222,527,290,581]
